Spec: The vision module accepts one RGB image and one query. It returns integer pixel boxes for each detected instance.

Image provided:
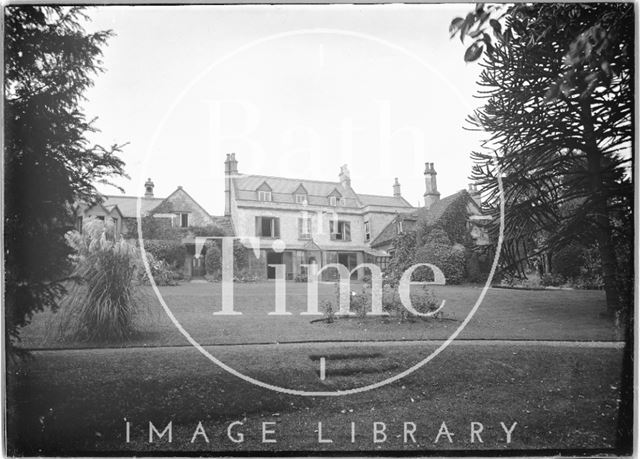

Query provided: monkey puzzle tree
[4,6,127,355]
[451,3,633,316]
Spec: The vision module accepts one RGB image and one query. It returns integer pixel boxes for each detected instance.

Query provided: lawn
[8,281,630,455]
[6,342,627,455]
[17,281,620,350]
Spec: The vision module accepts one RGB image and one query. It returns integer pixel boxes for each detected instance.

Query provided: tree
[450,4,633,316]
[4,6,126,354]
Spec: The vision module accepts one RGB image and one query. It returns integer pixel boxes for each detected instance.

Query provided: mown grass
[17,282,619,349]
[6,343,627,455]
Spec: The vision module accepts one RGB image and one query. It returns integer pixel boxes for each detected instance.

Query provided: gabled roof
[233,174,361,207]
[152,187,213,219]
[370,190,480,248]
[99,196,164,218]
[256,181,272,191]
[293,184,308,195]
[233,173,414,211]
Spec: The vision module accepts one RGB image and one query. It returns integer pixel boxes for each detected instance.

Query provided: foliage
[233,268,261,283]
[382,284,440,320]
[138,251,180,286]
[58,219,147,342]
[385,232,418,283]
[540,273,565,288]
[416,193,473,246]
[451,3,633,313]
[130,216,227,241]
[132,216,183,241]
[551,244,585,280]
[4,6,126,354]
[142,239,186,269]
[204,242,222,278]
[422,227,452,246]
[413,244,465,285]
[465,249,484,283]
[322,300,335,324]
[190,225,227,238]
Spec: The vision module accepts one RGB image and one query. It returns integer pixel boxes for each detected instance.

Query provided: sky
[83,4,486,215]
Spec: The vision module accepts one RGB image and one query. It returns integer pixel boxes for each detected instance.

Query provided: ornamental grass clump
[58,219,147,342]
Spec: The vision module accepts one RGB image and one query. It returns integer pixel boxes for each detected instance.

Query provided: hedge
[142,239,187,269]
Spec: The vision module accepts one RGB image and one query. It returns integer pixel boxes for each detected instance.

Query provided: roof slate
[100,196,164,218]
[233,174,413,209]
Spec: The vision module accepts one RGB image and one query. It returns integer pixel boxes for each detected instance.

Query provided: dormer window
[293,184,308,205]
[396,220,404,234]
[258,190,272,202]
[329,196,337,206]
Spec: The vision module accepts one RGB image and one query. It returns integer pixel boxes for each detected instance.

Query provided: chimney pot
[144,178,155,198]
[393,177,401,197]
[339,164,351,188]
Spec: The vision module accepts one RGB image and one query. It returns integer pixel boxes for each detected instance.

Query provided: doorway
[266,251,283,279]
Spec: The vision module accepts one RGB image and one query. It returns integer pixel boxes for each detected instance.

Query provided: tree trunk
[580,98,620,315]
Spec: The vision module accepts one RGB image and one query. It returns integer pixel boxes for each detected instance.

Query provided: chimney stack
[393,177,401,197]
[144,178,155,198]
[468,183,482,208]
[423,162,440,209]
[224,153,239,216]
[339,164,351,188]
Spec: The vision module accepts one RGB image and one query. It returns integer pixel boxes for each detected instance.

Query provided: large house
[224,154,489,281]
[77,154,489,281]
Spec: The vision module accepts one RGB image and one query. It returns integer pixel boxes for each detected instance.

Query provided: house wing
[152,187,213,223]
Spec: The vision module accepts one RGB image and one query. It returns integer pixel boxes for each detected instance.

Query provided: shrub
[540,273,565,287]
[139,251,180,286]
[381,283,440,319]
[233,241,250,272]
[59,220,147,342]
[204,242,222,277]
[322,300,336,323]
[143,239,186,269]
[413,243,465,285]
[190,225,227,237]
[349,287,371,318]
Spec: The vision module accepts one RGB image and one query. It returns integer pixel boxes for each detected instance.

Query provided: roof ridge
[238,173,340,186]
[103,195,164,200]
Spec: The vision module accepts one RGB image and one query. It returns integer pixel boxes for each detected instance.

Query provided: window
[396,220,404,234]
[298,217,312,239]
[180,213,189,228]
[96,216,105,221]
[364,221,371,241]
[330,220,351,241]
[295,194,307,204]
[329,196,337,206]
[255,216,280,238]
[258,191,272,202]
